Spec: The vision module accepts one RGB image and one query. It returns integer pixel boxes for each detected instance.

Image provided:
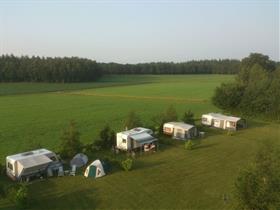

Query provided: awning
[18,155,52,169]
[130,133,157,145]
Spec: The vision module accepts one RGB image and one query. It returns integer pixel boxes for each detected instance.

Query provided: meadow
[0,74,279,210]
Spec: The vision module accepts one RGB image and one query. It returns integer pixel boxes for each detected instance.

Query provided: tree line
[212,53,280,120]
[0,55,241,82]
[0,55,102,82]
[99,59,240,75]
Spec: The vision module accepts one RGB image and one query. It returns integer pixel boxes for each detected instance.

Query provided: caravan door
[213,119,220,128]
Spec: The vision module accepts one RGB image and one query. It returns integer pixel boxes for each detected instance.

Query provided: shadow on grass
[29,187,99,210]
[133,160,165,171]
[192,142,218,150]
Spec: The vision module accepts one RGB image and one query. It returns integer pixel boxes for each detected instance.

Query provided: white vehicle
[116,127,157,151]
[201,113,246,130]
[6,148,58,181]
[163,122,197,140]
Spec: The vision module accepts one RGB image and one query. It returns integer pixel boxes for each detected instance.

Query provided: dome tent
[84,159,106,178]
[70,153,88,168]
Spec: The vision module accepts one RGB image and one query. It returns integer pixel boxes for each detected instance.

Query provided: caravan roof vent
[21,152,34,156]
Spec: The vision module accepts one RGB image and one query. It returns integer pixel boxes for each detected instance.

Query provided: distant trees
[99,59,241,75]
[212,53,280,120]
[0,55,102,82]
[0,55,242,83]
[235,142,280,210]
[59,121,83,159]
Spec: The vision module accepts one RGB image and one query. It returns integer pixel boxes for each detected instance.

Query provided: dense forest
[212,53,280,120]
[99,59,240,74]
[0,55,102,82]
[0,55,240,82]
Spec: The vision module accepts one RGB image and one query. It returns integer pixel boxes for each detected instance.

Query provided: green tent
[84,159,106,178]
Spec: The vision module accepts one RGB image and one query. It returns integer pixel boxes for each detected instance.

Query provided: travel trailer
[116,127,157,151]
[163,122,197,140]
[6,148,59,181]
[201,113,246,130]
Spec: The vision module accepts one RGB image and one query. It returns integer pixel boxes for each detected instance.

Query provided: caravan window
[202,117,208,122]
[122,138,126,143]
[8,162,13,171]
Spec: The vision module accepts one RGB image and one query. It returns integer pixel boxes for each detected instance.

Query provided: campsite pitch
[1,75,279,210]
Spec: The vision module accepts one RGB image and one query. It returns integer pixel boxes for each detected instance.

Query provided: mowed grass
[1,74,279,210]
[0,75,154,96]
[0,75,233,161]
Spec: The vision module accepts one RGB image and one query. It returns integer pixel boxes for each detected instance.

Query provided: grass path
[62,92,208,103]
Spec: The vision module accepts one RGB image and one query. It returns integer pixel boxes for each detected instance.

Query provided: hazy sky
[0,0,279,63]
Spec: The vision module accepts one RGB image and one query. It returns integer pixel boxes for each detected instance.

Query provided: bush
[152,105,178,136]
[124,111,142,130]
[94,125,116,150]
[7,184,29,209]
[121,158,133,171]
[182,110,195,125]
[227,130,234,136]
[15,184,28,209]
[235,142,280,210]
[185,140,194,150]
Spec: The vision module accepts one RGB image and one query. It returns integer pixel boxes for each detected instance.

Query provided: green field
[0,75,279,210]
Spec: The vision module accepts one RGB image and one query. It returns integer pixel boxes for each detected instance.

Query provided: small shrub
[15,184,28,209]
[7,184,28,209]
[94,125,116,150]
[182,110,195,125]
[227,130,234,136]
[185,140,194,150]
[121,158,133,171]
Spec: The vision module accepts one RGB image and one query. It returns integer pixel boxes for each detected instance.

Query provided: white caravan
[116,127,157,151]
[6,148,57,181]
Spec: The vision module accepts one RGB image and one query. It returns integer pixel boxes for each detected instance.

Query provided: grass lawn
[0,74,279,210]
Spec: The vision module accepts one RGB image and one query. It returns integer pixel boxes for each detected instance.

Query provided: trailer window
[122,139,126,143]
[8,162,13,171]
[202,118,207,122]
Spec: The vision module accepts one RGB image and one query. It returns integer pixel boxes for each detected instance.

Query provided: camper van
[116,127,157,151]
[6,148,58,181]
[163,122,197,140]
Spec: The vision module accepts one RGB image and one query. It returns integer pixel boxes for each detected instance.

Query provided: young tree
[164,105,178,122]
[124,111,142,130]
[94,125,116,150]
[59,121,82,159]
[235,142,280,210]
[182,110,195,125]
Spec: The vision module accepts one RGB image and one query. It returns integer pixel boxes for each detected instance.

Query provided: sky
[0,0,279,63]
